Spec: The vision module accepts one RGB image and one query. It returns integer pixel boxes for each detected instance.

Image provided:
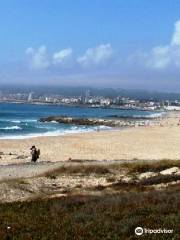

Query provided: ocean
[0,103,163,139]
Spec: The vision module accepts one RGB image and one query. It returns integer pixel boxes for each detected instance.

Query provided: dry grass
[44,160,180,180]
[0,160,179,239]
[120,159,180,174]
[45,164,111,178]
[0,185,179,240]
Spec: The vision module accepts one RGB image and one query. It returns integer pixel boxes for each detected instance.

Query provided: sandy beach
[0,111,180,165]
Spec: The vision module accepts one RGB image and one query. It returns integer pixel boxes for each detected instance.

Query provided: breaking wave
[0,126,22,130]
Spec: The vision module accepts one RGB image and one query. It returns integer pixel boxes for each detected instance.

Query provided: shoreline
[0,112,165,140]
[0,125,114,140]
[0,111,179,165]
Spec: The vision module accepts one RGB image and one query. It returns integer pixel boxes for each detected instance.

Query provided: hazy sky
[1,0,180,91]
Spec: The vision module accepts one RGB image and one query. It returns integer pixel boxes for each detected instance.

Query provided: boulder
[138,172,158,180]
[160,167,180,175]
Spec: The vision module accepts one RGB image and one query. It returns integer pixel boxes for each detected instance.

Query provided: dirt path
[0,161,63,181]
[0,159,161,181]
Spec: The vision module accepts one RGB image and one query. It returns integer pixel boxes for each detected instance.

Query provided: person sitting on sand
[30,145,40,162]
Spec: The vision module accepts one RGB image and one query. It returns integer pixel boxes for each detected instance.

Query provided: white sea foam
[0,126,22,130]
[0,125,112,139]
[132,112,165,119]
[25,119,37,122]
[2,119,37,124]
[96,125,111,130]
[11,120,21,123]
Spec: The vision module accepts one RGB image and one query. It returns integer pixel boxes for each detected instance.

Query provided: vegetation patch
[43,160,180,180]
[120,160,180,174]
[140,174,180,186]
[0,186,179,240]
[0,160,179,239]
[45,164,111,178]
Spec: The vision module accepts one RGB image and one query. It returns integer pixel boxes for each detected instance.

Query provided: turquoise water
[0,103,163,139]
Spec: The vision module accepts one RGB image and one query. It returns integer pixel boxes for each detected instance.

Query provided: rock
[39,115,156,128]
[121,176,133,182]
[16,155,28,159]
[160,167,180,175]
[138,172,158,180]
[39,115,141,128]
[175,170,180,175]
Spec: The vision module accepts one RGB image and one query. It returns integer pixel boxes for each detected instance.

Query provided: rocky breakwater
[39,116,155,128]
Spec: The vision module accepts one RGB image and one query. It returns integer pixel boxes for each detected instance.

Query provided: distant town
[1,89,180,111]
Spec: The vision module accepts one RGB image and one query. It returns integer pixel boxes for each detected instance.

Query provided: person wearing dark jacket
[30,145,40,162]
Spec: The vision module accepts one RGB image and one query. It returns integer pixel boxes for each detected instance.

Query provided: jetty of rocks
[39,116,156,128]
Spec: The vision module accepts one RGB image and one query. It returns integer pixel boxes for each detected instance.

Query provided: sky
[1,0,180,91]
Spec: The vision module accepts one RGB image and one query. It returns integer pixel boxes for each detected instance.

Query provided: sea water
[0,103,163,139]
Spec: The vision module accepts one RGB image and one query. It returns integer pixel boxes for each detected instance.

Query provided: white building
[165,106,180,111]
[28,92,34,102]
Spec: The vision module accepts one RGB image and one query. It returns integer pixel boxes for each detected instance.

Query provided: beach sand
[0,111,180,165]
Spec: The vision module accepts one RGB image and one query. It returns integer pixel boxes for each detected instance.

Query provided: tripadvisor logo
[135,227,173,236]
[135,227,143,236]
